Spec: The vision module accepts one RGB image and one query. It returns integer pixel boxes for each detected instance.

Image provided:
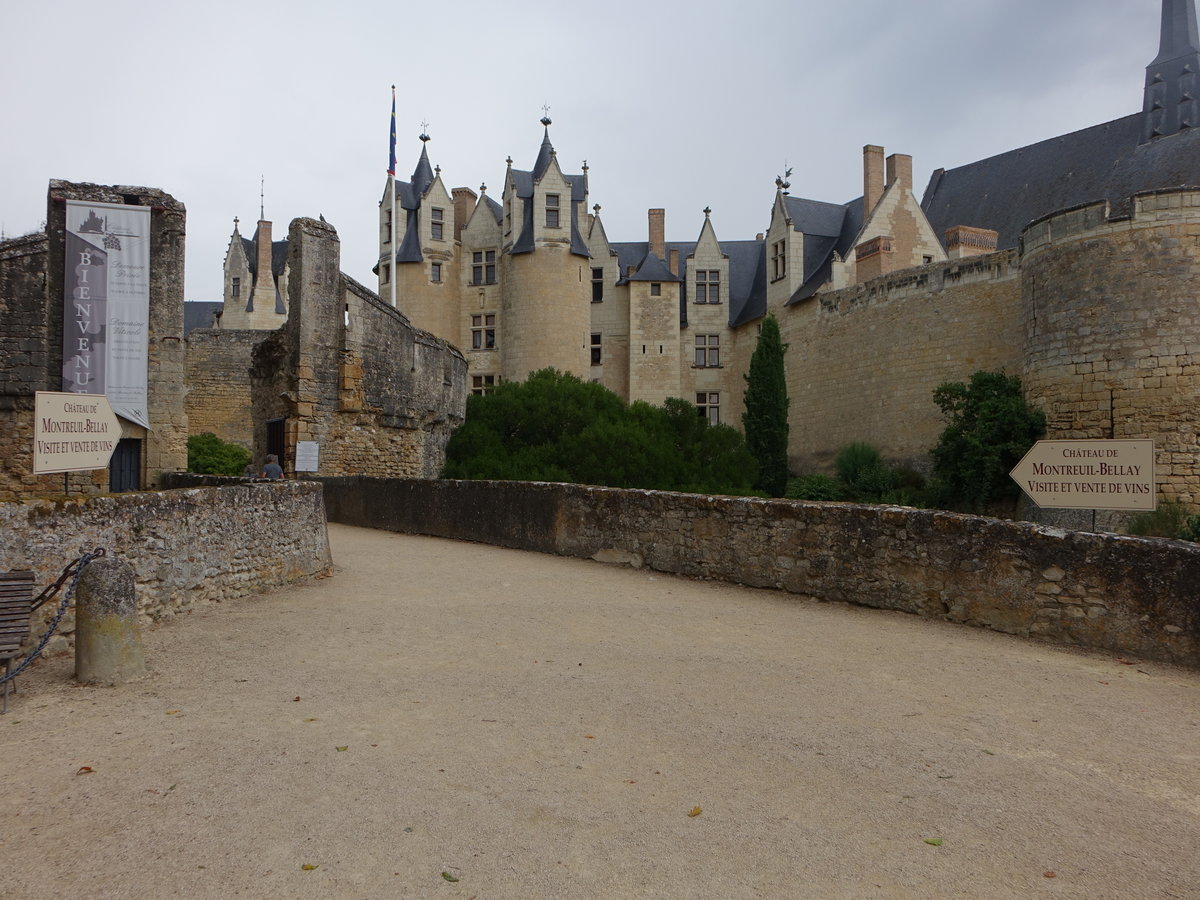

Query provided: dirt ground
[2,523,1198,899]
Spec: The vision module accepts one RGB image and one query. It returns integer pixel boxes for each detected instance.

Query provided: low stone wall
[0,481,331,653]
[319,477,1200,667]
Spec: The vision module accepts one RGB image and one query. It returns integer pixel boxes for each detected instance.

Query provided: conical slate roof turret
[412,134,435,195]
[532,116,555,179]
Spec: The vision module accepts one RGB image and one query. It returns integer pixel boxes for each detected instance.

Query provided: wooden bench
[1,571,35,714]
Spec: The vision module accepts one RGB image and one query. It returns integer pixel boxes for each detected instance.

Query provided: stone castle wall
[185,328,261,449]
[782,250,1023,472]
[318,477,1200,667]
[0,182,189,497]
[1021,192,1200,507]
[234,218,467,479]
[0,481,331,654]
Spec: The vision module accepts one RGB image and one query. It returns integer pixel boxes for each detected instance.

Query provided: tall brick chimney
[886,153,913,192]
[863,145,885,214]
[648,208,666,260]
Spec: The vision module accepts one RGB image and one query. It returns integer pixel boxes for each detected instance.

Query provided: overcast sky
[0,0,1165,303]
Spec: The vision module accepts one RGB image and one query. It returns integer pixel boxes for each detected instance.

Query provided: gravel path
[2,523,1198,899]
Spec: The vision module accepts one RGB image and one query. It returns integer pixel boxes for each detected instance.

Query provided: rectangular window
[650,282,661,296]
[545,193,560,228]
[695,270,720,304]
[383,209,393,244]
[592,267,604,303]
[379,265,389,285]
[471,314,496,350]
[231,277,240,297]
[696,391,720,425]
[472,250,497,285]
[431,208,444,241]
[591,333,602,365]
[771,240,786,280]
[694,334,720,367]
[431,262,442,283]
[471,374,498,396]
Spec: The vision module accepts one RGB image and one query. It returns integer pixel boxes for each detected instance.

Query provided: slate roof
[921,113,1200,250]
[388,143,440,264]
[783,195,864,305]
[611,239,768,329]
[183,301,223,334]
[239,234,289,314]
[509,133,590,258]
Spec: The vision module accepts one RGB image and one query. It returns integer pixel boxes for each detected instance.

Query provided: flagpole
[389,84,398,309]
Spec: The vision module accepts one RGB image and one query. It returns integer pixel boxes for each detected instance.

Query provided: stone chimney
[886,153,913,192]
[452,187,477,242]
[863,145,885,215]
[648,208,666,260]
[669,248,679,276]
[255,219,273,285]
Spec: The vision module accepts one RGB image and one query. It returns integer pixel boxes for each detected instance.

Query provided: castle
[207,0,1200,513]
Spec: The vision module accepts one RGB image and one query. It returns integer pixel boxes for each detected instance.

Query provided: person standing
[262,454,283,479]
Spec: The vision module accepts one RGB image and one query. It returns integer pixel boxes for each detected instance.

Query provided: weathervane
[419,120,431,142]
[775,164,793,194]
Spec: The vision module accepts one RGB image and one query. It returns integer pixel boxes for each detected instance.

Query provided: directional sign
[33,392,122,474]
[1009,440,1156,511]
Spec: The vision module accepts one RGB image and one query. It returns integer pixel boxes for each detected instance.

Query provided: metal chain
[1,548,106,686]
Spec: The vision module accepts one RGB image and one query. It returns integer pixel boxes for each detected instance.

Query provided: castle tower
[220,214,289,330]
[498,117,591,381]
[1142,0,1200,142]
[379,134,460,339]
[627,209,682,407]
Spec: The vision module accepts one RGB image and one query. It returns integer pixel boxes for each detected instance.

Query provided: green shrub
[929,371,1046,513]
[1127,501,1192,539]
[443,369,758,495]
[187,433,251,476]
[1181,514,1200,542]
[785,474,844,501]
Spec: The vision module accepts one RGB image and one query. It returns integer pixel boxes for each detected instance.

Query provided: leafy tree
[929,371,1046,513]
[187,433,252,476]
[443,369,757,494]
[742,314,790,496]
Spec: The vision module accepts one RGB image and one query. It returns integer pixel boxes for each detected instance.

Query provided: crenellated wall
[782,250,1023,472]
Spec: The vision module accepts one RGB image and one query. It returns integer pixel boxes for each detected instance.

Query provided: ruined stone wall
[0,481,331,654]
[0,181,188,497]
[247,218,466,479]
[319,477,1200,667]
[185,328,262,449]
[781,250,1023,472]
[1022,191,1200,509]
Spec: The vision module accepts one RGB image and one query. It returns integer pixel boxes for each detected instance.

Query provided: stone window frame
[231,276,241,297]
[472,250,497,285]
[695,269,721,304]
[431,208,445,241]
[379,264,390,285]
[591,332,602,365]
[771,240,786,281]
[696,391,720,425]
[382,208,393,244]
[591,267,604,303]
[694,334,721,368]
[650,282,662,296]
[431,262,443,283]
[471,313,497,350]
[545,193,560,228]
[472,374,499,396]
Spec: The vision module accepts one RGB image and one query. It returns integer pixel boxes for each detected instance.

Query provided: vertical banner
[63,200,151,428]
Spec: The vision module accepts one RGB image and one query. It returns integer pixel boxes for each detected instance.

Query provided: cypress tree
[742,314,790,496]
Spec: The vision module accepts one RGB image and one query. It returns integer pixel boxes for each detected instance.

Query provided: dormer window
[431,208,445,241]
[231,277,240,298]
[695,270,720,304]
[545,194,560,228]
[771,241,786,280]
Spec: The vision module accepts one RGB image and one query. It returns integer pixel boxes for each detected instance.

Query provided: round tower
[1021,190,1200,508]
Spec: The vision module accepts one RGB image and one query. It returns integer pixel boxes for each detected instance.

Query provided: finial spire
[540,103,552,127]
[1143,0,1200,141]
[260,175,265,220]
